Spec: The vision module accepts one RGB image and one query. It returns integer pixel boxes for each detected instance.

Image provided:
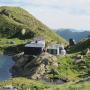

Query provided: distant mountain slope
[0,6,67,44]
[69,37,90,53]
[56,29,90,42]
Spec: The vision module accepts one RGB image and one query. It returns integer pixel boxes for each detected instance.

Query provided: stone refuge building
[24,38,45,55]
[24,38,66,56]
[47,44,66,55]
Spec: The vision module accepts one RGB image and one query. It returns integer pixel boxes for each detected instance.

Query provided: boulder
[74,55,84,64]
[11,52,59,80]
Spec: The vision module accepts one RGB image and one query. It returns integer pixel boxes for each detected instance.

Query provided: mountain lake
[0,55,14,81]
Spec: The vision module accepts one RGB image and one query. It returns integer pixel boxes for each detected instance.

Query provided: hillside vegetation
[1,77,89,90]
[0,6,66,44]
[69,38,90,53]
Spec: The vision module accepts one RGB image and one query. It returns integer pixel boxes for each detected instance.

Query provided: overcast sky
[0,0,90,30]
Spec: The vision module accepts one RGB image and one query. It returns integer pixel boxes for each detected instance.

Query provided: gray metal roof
[25,40,45,48]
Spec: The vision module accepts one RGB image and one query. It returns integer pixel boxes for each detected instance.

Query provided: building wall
[24,47,43,55]
[47,48,66,55]
[47,49,59,55]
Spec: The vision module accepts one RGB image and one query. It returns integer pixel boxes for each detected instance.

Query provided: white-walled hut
[24,38,45,55]
[47,44,66,55]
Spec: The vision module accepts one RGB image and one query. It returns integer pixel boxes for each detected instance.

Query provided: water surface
[0,55,14,81]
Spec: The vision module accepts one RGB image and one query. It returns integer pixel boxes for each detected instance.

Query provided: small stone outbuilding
[47,44,66,55]
[24,38,45,55]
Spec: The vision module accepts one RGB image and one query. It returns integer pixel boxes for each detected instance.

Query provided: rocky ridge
[11,52,59,80]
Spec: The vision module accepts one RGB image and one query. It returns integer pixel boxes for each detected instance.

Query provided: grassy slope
[0,77,90,90]
[46,53,90,87]
[0,38,25,53]
[0,6,67,44]
[57,54,90,81]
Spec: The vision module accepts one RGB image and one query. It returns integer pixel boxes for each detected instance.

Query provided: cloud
[27,7,90,30]
[0,0,21,2]
[23,0,90,30]
[0,0,90,30]
[28,0,90,15]
[0,0,90,15]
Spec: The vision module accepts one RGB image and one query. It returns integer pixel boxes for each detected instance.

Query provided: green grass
[55,54,90,81]
[0,38,28,52]
[57,54,79,80]
[0,77,90,90]
[0,6,67,44]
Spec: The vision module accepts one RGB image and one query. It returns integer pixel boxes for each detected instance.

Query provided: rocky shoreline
[11,52,69,84]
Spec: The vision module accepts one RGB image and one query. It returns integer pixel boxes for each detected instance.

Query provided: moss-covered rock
[11,53,59,80]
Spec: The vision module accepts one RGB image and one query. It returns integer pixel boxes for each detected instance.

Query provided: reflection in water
[0,55,14,81]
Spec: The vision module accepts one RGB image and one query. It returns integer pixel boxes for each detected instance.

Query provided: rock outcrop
[11,53,59,80]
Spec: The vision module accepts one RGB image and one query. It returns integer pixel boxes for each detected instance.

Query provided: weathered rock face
[74,55,84,64]
[11,53,58,80]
